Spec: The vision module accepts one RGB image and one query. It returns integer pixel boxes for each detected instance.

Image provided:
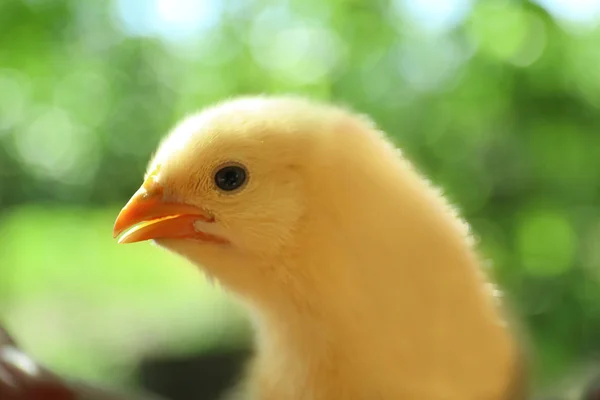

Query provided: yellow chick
[113,96,527,400]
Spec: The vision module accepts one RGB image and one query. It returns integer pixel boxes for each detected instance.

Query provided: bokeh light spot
[250,8,344,85]
[13,107,100,185]
[517,208,577,277]
[53,70,111,128]
[534,0,600,28]
[112,0,221,42]
[468,2,531,62]
[0,69,31,133]
[397,36,469,93]
[393,0,473,34]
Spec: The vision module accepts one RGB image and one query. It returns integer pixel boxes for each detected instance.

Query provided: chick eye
[214,164,247,192]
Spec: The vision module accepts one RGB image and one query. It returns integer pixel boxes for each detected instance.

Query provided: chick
[113,96,527,400]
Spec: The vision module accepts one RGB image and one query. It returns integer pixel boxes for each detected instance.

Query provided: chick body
[115,96,527,400]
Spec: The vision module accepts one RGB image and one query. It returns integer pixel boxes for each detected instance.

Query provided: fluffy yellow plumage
[114,96,526,400]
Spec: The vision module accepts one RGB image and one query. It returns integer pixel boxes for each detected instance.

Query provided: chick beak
[113,180,223,244]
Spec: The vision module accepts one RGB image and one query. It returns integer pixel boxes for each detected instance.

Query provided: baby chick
[113,96,526,400]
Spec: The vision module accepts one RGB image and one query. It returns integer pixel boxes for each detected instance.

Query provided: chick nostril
[140,181,164,201]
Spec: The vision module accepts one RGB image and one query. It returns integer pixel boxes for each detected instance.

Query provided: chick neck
[237,123,523,400]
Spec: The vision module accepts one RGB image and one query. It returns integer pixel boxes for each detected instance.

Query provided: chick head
[113,96,368,284]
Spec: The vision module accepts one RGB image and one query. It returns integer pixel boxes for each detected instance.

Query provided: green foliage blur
[1,0,599,395]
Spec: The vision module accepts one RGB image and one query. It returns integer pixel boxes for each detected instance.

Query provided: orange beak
[113,178,226,245]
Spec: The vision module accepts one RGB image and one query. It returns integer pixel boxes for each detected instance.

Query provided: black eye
[214,164,248,192]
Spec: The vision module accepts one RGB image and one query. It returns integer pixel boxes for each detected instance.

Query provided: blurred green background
[1,0,599,397]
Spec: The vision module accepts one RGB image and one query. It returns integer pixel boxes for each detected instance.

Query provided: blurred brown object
[0,326,16,346]
[582,375,600,400]
[0,323,164,400]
